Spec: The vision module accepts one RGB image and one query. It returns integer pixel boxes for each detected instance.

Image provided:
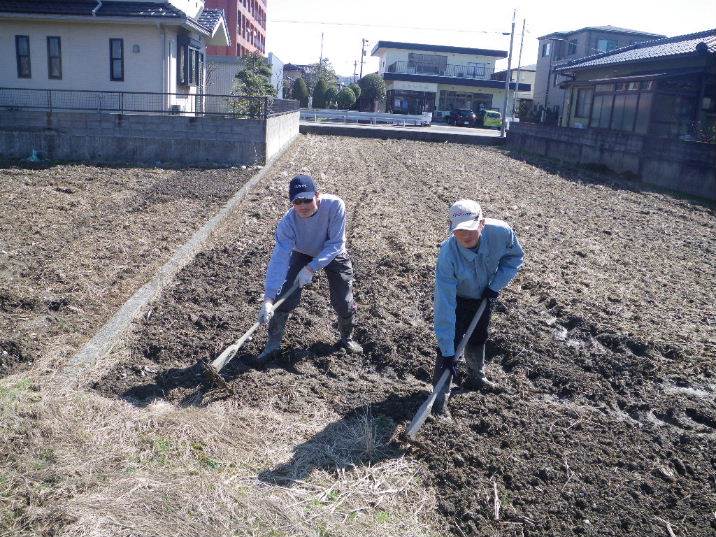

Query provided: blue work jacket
[434,218,524,356]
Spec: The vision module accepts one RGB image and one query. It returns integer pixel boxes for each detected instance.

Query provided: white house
[0,0,229,112]
[372,41,530,118]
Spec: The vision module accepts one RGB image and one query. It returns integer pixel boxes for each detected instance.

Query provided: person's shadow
[257,392,425,487]
[117,340,355,408]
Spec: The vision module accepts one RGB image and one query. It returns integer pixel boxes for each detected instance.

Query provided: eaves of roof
[383,72,531,91]
[372,41,507,58]
[538,25,665,40]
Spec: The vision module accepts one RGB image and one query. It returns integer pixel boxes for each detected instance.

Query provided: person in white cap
[433,199,524,416]
[256,174,363,364]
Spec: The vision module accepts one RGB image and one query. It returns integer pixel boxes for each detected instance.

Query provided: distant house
[492,64,536,111]
[371,40,530,116]
[0,0,229,111]
[556,28,716,139]
[535,26,664,120]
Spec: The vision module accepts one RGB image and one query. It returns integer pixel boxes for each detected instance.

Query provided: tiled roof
[0,1,184,18]
[0,1,226,36]
[555,28,716,71]
[196,8,224,33]
[539,25,665,40]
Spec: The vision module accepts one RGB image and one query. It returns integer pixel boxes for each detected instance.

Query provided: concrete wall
[507,123,716,200]
[265,111,299,162]
[0,109,300,166]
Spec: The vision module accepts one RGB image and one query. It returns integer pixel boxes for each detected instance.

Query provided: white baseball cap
[449,199,483,231]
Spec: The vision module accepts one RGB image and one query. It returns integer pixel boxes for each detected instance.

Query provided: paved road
[300,119,501,138]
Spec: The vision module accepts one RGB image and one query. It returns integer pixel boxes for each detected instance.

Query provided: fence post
[120,92,124,114]
[47,90,52,113]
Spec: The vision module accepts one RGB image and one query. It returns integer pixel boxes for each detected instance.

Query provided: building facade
[0,0,229,110]
[371,41,529,117]
[534,26,664,120]
[557,29,716,140]
[206,0,266,57]
[492,64,536,111]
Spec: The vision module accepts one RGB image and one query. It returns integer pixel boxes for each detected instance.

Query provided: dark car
[447,109,476,127]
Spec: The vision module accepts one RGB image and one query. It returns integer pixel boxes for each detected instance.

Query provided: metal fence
[0,87,298,119]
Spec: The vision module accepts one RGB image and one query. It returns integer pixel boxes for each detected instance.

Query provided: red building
[206,0,266,57]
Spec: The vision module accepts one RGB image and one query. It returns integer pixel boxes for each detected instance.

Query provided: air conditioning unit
[170,104,182,115]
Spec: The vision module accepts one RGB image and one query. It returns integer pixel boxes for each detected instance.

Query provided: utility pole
[319,32,324,65]
[512,18,526,118]
[500,9,516,138]
[353,60,358,82]
[359,38,367,79]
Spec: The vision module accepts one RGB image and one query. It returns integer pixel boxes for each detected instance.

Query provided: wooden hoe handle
[406,298,487,440]
[210,279,300,372]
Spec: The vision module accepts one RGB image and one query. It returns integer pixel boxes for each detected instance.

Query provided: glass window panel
[48,37,60,56]
[635,93,652,134]
[621,94,638,130]
[611,94,626,130]
[17,36,29,55]
[575,88,593,118]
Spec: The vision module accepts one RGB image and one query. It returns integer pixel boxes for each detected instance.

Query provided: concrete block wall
[507,123,716,201]
[0,110,300,166]
[266,111,300,162]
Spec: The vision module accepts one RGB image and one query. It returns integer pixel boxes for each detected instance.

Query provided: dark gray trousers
[273,251,356,318]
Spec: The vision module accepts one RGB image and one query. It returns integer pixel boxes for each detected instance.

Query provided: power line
[269,19,510,35]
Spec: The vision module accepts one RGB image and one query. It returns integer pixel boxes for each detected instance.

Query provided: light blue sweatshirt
[264,194,347,299]
[434,218,524,356]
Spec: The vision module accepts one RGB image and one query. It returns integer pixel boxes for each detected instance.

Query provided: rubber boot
[256,311,289,364]
[464,344,498,392]
[337,314,363,354]
[431,355,452,418]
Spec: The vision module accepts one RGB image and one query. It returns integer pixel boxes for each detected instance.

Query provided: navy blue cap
[289,175,317,202]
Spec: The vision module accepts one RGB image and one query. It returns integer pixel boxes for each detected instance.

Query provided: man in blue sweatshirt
[256,174,363,363]
[433,199,524,416]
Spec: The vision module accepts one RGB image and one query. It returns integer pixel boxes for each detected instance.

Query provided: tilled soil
[0,160,253,377]
[95,135,716,536]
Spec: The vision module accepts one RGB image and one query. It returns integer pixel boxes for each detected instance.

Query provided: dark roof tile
[556,28,716,71]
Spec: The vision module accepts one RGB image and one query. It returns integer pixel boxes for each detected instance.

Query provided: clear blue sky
[265,0,714,76]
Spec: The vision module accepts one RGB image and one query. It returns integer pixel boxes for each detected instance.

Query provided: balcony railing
[386,61,495,80]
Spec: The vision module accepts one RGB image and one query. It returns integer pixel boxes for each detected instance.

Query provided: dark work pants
[454,296,492,351]
[433,296,492,386]
[273,251,356,318]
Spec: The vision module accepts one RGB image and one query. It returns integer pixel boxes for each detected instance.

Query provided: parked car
[477,109,502,129]
[448,109,477,127]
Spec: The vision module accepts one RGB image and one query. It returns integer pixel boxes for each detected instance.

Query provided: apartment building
[206,0,266,56]
[534,26,664,119]
[372,41,529,117]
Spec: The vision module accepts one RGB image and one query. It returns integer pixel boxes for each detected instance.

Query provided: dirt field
[2,135,715,536]
[0,161,253,377]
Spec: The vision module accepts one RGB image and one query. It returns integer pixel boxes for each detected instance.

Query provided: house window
[177,39,203,87]
[47,36,62,79]
[541,42,551,57]
[16,35,31,78]
[610,93,639,131]
[597,38,618,53]
[634,93,652,134]
[574,88,593,118]
[568,39,577,55]
[109,38,124,81]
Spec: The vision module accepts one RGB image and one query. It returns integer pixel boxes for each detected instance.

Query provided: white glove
[258,299,274,325]
[297,266,314,287]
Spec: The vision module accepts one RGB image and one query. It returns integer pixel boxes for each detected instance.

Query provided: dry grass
[0,373,438,537]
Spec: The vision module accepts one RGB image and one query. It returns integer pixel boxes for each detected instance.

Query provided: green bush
[336,87,357,109]
[292,78,309,107]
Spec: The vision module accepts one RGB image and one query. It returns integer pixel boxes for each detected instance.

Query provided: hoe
[202,279,300,391]
[406,298,487,439]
